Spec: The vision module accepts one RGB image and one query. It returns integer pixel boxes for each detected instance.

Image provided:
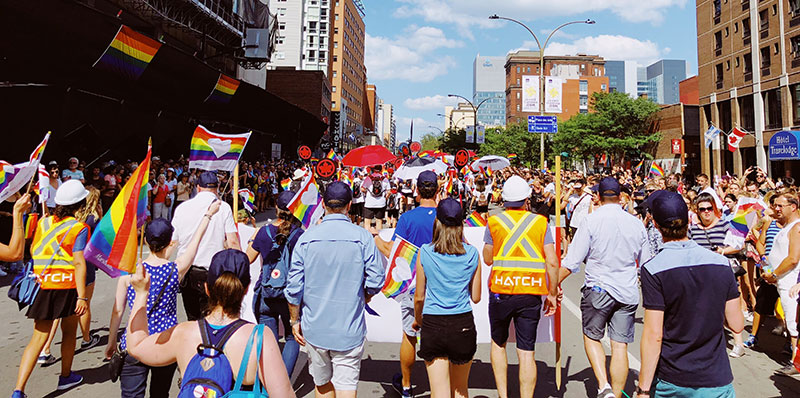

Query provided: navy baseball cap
[436,197,464,226]
[650,190,688,226]
[417,170,437,188]
[145,218,173,249]
[197,171,219,188]
[207,249,251,288]
[598,177,621,197]
[276,190,295,211]
[323,181,352,207]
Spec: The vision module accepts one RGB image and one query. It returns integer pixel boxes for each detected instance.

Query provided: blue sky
[362,0,698,144]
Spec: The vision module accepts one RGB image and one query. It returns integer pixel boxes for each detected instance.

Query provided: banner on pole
[545,77,563,113]
[522,76,540,112]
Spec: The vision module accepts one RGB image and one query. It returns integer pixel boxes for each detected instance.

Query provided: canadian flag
[728,127,747,152]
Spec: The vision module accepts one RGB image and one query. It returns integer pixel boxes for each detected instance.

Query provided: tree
[419,133,441,151]
[552,91,661,165]
[478,121,546,168]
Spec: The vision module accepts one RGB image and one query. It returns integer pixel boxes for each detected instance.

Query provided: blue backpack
[255,226,301,301]
[178,319,248,398]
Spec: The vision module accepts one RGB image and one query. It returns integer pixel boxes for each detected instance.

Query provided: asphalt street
[1,208,799,397]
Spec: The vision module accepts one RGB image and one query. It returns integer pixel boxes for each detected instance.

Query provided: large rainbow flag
[287,174,324,229]
[205,74,241,104]
[465,211,486,227]
[188,125,251,172]
[382,237,419,299]
[93,25,162,80]
[84,141,151,277]
[729,197,767,238]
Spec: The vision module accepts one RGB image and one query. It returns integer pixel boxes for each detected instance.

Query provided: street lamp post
[429,126,444,134]
[447,94,500,147]
[489,15,594,169]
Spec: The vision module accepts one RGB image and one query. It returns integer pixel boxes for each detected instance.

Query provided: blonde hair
[432,219,466,255]
[76,187,103,223]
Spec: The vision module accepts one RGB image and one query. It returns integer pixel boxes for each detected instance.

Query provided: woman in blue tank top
[413,198,481,398]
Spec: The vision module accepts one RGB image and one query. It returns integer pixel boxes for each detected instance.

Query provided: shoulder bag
[8,223,74,310]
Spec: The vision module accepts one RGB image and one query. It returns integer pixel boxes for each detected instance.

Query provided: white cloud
[532,35,663,64]
[366,26,463,83]
[394,0,687,37]
[403,95,460,110]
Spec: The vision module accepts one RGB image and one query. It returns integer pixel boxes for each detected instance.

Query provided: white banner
[545,77,563,113]
[271,143,281,159]
[476,125,486,144]
[521,75,540,113]
[366,227,555,344]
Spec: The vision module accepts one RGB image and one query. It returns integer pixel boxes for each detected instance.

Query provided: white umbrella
[394,158,448,180]
[471,155,510,171]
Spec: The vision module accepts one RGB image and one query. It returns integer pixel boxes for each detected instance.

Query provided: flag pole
[137,224,145,272]
[554,155,563,390]
[232,163,239,222]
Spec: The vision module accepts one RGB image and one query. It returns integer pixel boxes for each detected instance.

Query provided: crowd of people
[2,150,800,398]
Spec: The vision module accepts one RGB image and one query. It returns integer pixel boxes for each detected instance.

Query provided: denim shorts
[418,311,476,365]
[653,379,735,398]
[580,286,637,343]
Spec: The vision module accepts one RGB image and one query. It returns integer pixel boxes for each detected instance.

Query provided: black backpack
[353,181,362,198]
[371,179,384,196]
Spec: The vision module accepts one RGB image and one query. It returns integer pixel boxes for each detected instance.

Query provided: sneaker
[80,334,100,351]
[11,390,27,398]
[782,342,793,355]
[597,387,615,398]
[744,335,758,349]
[56,372,83,391]
[729,345,746,358]
[391,373,412,397]
[37,354,57,366]
[776,364,800,376]
[772,325,787,336]
[744,311,754,323]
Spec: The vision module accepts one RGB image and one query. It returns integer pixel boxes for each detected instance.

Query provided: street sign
[528,115,558,133]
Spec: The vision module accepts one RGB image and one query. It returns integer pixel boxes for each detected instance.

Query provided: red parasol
[341,145,397,167]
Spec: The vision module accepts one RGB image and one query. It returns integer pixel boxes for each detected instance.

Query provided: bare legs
[584,336,629,398]
[79,283,95,344]
[425,358,471,398]
[15,315,79,392]
[400,333,417,390]
[490,341,537,398]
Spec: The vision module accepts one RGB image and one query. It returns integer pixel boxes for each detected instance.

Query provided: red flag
[728,127,747,152]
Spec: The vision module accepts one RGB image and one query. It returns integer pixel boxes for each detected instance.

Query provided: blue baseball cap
[323,181,352,207]
[650,190,688,226]
[598,177,621,197]
[145,218,173,249]
[417,170,438,188]
[276,190,295,211]
[197,171,219,188]
[436,197,464,226]
[208,249,251,288]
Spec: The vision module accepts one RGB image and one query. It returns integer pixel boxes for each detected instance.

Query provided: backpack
[353,181,362,198]
[371,178,384,196]
[177,319,249,398]
[387,193,397,209]
[254,225,301,303]
[477,191,488,206]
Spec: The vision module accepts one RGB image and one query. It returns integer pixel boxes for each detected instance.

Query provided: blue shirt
[393,206,436,247]
[420,243,479,315]
[285,214,385,351]
[562,203,649,305]
[641,240,739,388]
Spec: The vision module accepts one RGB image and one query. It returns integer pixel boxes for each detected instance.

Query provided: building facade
[445,103,476,130]
[605,60,638,97]
[266,67,331,121]
[329,0,366,148]
[504,51,609,125]
[473,55,506,127]
[697,0,800,177]
[268,0,332,75]
[646,60,688,104]
[376,100,396,151]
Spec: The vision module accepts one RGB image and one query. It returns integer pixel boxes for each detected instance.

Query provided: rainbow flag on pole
[287,174,325,229]
[188,125,251,172]
[280,178,291,191]
[93,25,162,80]
[382,237,419,299]
[326,149,337,160]
[29,132,50,164]
[239,188,256,213]
[205,74,241,104]
[634,159,644,173]
[649,162,664,177]
[85,140,152,278]
[465,211,487,227]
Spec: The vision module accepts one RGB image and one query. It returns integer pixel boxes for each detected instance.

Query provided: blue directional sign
[528,115,558,133]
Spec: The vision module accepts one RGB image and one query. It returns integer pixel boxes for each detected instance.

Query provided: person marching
[560,177,650,398]
[483,175,560,398]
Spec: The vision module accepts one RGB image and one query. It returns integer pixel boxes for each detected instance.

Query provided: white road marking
[561,294,641,369]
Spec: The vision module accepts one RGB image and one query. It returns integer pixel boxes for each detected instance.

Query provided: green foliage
[552,91,661,165]
[419,133,441,151]
[478,121,546,168]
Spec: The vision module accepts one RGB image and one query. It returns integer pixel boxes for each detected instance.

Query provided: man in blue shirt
[286,181,385,397]
[374,170,438,397]
[637,191,743,398]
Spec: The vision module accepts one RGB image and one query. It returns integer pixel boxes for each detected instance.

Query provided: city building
[649,77,702,177]
[268,0,332,75]
[504,51,609,125]
[696,0,800,177]
[329,0,367,150]
[266,67,331,121]
[376,100,396,151]
[444,103,477,130]
[645,59,688,104]
[473,54,506,127]
[604,60,638,97]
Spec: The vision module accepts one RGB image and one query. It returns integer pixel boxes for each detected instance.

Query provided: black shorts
[755,282,780,316]
[26,288,78,320]
[350,202,363,216]
[418,311,477,365]
[364,206,386,219]
[387,209,399,218]
[476,205,489,213]
[488,294,542,351]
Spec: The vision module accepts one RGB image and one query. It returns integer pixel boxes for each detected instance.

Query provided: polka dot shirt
[121,262,179,350]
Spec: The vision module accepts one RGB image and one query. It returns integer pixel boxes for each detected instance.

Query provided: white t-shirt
[43,179,61,208]
[171,191,237,269]
[568,192,592,230]
[165,179,178,200]
[237,223,260,323]
[363,176,389,208]
[352,177,365,204]
[473,186,492,205]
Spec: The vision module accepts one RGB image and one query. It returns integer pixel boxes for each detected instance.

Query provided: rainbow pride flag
[507,153,518,160]
[188,125,251,172]
[634,159,644,173]
[382,237,419,299]
[93,25,162,80]
[85,140,151,277]
[29,132,50,163]
[205,74,241,104]
[24,212,38,240]
[287,174,324,229]
[465,211,486,227]
[239,188,256,213]
[326,149,337,160]
[730,197,767,238]
[281,178,291,191]
[649,162,664,177]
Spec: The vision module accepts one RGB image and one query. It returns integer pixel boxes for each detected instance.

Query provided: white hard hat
[55,179,89,206]
[502,175,532,203]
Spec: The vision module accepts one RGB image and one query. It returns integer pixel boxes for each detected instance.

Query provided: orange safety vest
[487,210,549,295]
[31,216,86,290]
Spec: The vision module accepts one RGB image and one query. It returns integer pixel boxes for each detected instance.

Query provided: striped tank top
[764,220,780,256]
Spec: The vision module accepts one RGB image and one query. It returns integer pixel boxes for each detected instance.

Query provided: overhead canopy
[0,0,326,164]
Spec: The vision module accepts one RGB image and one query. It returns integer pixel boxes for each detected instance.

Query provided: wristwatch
[635,385,650,396]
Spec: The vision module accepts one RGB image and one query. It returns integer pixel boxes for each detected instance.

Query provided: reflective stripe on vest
[489,211,548,295]
[32,217,80,289]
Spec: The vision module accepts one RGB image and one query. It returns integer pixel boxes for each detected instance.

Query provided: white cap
[293,169,306,180]
[502,175,532,203]
[55,180,89,206]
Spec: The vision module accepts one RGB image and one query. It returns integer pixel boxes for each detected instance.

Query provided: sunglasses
[697,206,715,213]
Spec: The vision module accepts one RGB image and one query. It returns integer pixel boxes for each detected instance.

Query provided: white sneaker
[744,311,754,323]
[729,345,746,358]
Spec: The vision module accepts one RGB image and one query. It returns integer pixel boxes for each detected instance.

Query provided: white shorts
[400,293,419,338]
[307,341,365,390]
[777,280,799,338]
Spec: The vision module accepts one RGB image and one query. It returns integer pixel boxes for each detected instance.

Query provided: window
[726,60,730,70]
[744,52,752,73]
[516,78,520,85]
[332,101,336,108]
[735,56,740,67]
[743,17,751,37]
[517,104,521,111]
[760,9,768,30]
[580,64,585,70]
[716,63,723,83]
[775,43,780,54]
[580,95,588,107]
[527,67,531,72]
[319,51,326,60]
[580,109,589,114]
[334,41,338,48]
[725,27,729,37]
[792,0,800,15]
[332,86,336,93]
[516,66,520,73]
[792,36,800,57]
[335,14,339,20]
[320,22,327,31]
[773,4,777,15]
[761,46,771,68]
[333,55,338,62]
[714,0,721,17]
[309,36,315,44]
[601,83,607,91]
[516,92,520,99]
[715,31,722,49]
[278,7,286,16]
[734,22,739,32]
[594,67,598,76]
[333,71,337,78]
[279,22,286,30]
[579,80,588,92]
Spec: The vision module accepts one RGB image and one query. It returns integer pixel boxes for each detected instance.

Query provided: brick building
[329,0,367,149]
[505,51,609,125]
[266,67,331,121]
[697,0,800,178]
